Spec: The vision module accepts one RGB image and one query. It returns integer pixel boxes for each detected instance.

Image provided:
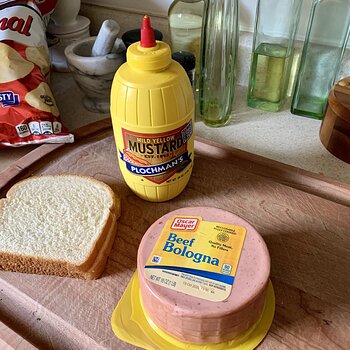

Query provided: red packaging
[0,0,73,147]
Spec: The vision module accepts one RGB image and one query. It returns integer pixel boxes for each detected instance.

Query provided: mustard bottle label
[144,216,246,302]
[119,120,193,184]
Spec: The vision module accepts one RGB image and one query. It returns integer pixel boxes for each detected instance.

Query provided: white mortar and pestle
[65,20,126,113]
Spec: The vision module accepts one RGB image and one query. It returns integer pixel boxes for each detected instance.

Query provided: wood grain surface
[0,321,38,350]
[0,121,349,350]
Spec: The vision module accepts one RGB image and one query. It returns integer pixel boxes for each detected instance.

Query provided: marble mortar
[64,36,125,113]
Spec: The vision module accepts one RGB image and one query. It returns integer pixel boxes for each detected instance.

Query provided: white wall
[82,0,314,38]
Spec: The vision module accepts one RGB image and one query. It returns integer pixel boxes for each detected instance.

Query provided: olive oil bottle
[248,43,291,112]
[247,0,302,112]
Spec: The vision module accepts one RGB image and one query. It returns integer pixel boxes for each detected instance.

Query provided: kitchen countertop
[0,72,349,184]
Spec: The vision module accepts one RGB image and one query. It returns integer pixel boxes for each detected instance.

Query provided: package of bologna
[0,0,73,147]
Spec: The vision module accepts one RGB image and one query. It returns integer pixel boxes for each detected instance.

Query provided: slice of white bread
[0,174,120,279]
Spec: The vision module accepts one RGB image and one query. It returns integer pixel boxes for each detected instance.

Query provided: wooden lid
[328,77,350,121]
[320,77,350,164]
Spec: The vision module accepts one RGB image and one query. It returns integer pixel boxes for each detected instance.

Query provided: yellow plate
[111,272,275,350]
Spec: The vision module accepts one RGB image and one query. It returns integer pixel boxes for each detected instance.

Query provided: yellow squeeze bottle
[110,16,195,202]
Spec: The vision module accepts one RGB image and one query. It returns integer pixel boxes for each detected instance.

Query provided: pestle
[112,38,126,54]
[91,19,120,57]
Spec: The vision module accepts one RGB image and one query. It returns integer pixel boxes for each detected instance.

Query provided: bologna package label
[0,0,73,147]
[119,121,193,184]
[144,216,246,302]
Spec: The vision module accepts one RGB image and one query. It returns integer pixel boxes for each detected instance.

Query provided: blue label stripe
[145,265,235,285]
[120,151,191,176]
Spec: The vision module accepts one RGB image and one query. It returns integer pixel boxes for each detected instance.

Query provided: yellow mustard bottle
[110,16,194,202]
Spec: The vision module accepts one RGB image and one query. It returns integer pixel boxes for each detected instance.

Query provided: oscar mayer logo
[171,217,199,231]
[0,15,33,36]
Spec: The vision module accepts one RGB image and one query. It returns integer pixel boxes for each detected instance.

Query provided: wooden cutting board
[0,119,349,350]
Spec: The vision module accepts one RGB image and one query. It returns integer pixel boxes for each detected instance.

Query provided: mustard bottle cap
[127,15,171,71]
[140,15,156,48]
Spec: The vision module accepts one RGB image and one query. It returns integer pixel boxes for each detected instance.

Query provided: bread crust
[0,174,121,279]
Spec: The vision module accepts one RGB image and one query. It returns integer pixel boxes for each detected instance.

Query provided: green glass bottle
[199,0,239,127]
[247,0,302,112]
[291,0,350,120]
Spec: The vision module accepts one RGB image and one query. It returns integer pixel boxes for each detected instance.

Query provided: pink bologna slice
[137,207,270,344]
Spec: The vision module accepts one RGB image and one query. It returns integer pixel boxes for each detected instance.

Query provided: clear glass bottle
[247,0,302,112]
[291,0,350,120]
[168,0,204,72]
[199,0,239,127]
